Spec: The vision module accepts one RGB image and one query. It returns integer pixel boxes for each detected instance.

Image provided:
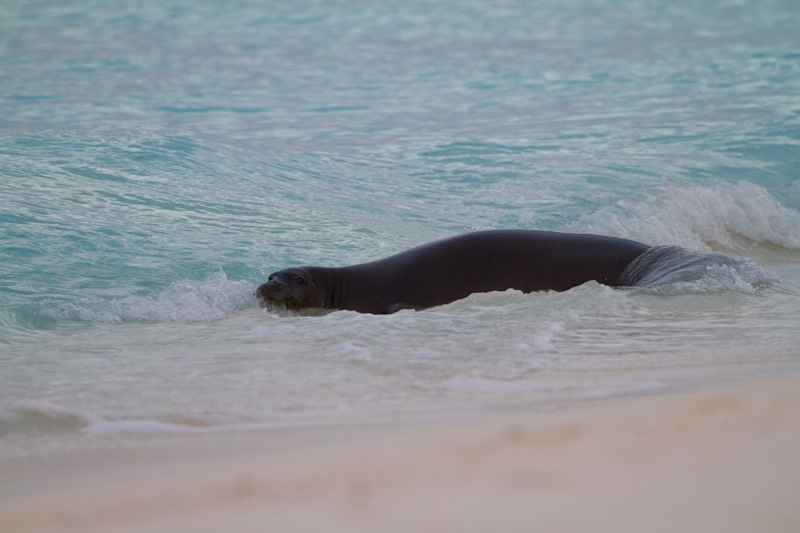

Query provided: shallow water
[1,0,799,457]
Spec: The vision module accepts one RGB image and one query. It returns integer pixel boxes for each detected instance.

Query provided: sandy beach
[2,375,799,533]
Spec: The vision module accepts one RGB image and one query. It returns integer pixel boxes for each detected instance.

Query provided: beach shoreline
[2,373,799,532]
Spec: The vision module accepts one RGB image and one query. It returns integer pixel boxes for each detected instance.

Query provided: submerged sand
[2,375,799,532]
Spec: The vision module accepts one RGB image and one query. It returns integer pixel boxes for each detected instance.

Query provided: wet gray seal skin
[256,230,651,315]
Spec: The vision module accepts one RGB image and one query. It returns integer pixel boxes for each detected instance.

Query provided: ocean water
[1,0,799,456]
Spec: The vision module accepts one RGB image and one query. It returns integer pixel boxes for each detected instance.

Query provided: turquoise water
[1,0,799,455]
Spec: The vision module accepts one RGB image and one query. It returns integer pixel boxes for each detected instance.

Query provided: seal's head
[256,267,316,311]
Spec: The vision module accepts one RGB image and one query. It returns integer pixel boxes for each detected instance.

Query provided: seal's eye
[294,276,306,285]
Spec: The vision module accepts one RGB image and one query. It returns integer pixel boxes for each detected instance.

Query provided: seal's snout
[255,280,276,300]
[256,278,291,303]
[256,268,312,311]
[255,282,268,300]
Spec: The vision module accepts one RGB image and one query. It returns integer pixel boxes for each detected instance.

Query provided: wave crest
[41,271,258,324]
[577,181,800,252]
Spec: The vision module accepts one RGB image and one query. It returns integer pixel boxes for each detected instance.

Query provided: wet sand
[2,375,799,532]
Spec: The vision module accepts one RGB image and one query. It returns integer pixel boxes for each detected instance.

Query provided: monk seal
[256,230,651,314]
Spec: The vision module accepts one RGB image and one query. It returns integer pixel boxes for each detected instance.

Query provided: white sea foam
[0,402,322,440]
